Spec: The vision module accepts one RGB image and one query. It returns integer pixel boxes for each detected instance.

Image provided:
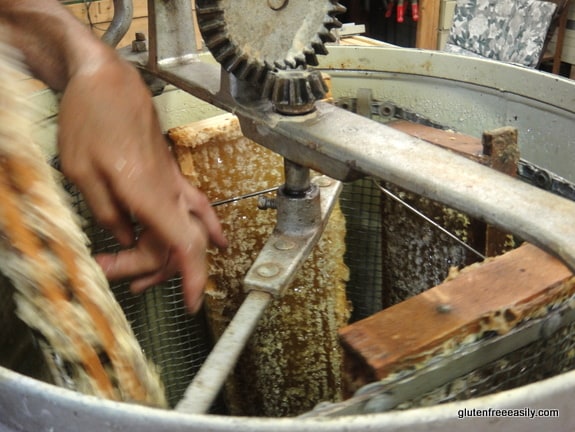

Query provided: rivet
[256,263,280,278]
[274,239,296,250]
[313,176,333,187]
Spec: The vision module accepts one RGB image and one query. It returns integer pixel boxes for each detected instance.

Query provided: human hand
[57,53,227,313]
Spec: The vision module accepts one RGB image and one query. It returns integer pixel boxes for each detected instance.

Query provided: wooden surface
[481,127,520,256]
[389,120,483,161]
[416,0,441,49]
[65,0,149,49]
[19,0,150,90]
[339,243,575,386]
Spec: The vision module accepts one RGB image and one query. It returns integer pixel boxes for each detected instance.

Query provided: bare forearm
[1,0,228,312]
[0,0,117,91]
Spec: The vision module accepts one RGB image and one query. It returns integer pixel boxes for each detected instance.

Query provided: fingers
[95,220,211,313]
[81,147,224,314]
[55,58,226,312]
[180,179,228,249]
[177,248,208,314]
[76,177,135,247]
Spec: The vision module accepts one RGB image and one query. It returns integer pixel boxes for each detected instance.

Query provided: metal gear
[195,0,346,87]
[261,68,329,115]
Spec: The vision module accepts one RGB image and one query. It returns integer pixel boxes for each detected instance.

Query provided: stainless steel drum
[1,46,575,431]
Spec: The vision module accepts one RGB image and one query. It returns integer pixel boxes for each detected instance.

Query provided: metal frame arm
[152,56,575,274]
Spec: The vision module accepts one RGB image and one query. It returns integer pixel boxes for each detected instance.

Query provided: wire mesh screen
[396,319,575,409]
[339,178,384,322]
[62,179,215,409]
[339,178,480,322]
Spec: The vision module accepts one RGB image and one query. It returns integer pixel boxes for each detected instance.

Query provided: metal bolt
[131,32,148,53]
[258,196,277,210]
[378,103,396,118]
[268,0,288,10]
[256,263,281,278]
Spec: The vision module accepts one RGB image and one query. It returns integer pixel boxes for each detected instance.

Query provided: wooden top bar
[339,243,575,381]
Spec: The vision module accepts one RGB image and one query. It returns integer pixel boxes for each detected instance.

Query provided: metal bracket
[176,172,342,414]
[244,174,342,297]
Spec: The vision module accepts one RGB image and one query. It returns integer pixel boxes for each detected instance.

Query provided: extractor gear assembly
[195,0,346,113]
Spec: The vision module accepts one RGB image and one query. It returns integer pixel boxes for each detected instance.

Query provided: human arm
[0,0,227,312]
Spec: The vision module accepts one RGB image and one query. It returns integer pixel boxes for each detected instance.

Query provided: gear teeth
[250,65,268,86]
[323,15,341,27]
[318,27,337,44]
[262,69,328,115]
[273,59,287,70]
[195,2,222,15]
[293,53,307,66]
[224,54,247,75]
[261,73,276,101]
[203,32,228,51]
[196,1,346,94]
[331,3,348,15]
[284,57,298,69]
[303,48,319,67]
[235,61,256,81]
[311,36,329,56]
[211,43,236,64]
[197,19,225,34]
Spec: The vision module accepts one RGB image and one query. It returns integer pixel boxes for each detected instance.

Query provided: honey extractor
[1,1,575,430]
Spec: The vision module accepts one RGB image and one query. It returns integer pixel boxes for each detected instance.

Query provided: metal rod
[147,0,200,66]
[175,290,273,414]
[373,180,486,260]
[210,186,279,207]
[284,160,311,196]
[101,0,134,48]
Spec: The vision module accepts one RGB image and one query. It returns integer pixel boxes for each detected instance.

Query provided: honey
[169,113,351,416]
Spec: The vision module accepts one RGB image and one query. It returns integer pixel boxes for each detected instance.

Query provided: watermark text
[457,407,559,419]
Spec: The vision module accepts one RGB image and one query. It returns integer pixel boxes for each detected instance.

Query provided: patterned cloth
[444,0,557,67]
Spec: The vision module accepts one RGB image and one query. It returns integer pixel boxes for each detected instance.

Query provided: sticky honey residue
[380,183,477,307]
[169,113,351,417]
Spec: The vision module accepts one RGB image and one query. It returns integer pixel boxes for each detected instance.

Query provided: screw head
[436,304,453,314]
